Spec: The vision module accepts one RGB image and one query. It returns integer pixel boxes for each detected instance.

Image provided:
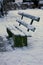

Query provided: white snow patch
[0,9,43,65]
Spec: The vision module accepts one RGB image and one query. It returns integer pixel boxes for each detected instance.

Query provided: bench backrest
[18,12,40,25]
[16,19,36,32]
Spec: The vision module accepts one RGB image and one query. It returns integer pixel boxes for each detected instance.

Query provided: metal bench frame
[6,12,40,47]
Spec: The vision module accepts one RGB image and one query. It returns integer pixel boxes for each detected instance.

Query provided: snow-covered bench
[18,12,40,25]
[6,12,40,47]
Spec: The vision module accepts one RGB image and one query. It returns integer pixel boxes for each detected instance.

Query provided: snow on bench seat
[6,25,25,37]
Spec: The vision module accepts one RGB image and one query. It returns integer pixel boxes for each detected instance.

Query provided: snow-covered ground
[0,9,43,65]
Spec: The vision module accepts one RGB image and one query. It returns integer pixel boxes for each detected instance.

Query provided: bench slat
[13,25,32,37]
[6,26,26,37]
[16,19,36,32]
[18,12,40,21]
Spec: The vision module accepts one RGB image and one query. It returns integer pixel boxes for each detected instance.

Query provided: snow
[15,0,23,3]
[0,9,43,65]
[39,1,43,4]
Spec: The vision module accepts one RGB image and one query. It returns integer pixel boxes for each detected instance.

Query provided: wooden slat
[13,25,32,37]
[16,19,36,32]
[6,25,25,36]
[18,12,40,21]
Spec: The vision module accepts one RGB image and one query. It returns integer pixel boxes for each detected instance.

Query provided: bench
[6,12,40,47]
[18,12,40,25]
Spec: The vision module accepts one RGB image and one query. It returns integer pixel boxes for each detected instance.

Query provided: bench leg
[6,28,13,38]
[13,36,27,47]
[30,19,33,25]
